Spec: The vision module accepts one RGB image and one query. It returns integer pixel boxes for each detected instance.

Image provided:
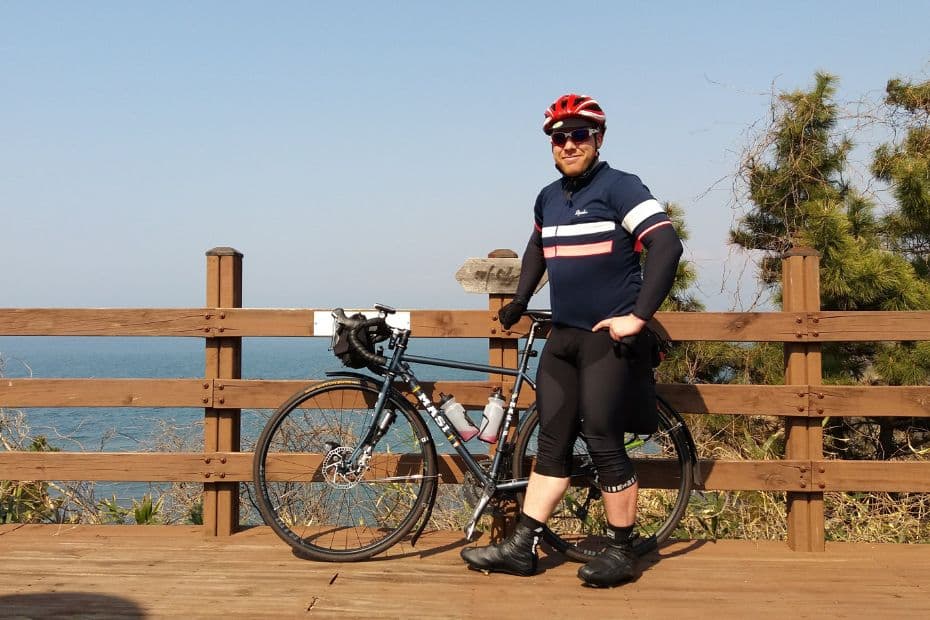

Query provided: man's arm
[632,224,682,321]
[514,231,545,302]
[499,230,545,329]
[593,223,682,339]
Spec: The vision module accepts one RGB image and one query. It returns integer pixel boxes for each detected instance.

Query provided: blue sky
[2,1,928,311]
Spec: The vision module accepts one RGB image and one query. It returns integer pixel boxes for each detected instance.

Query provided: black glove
[498,297,528,330]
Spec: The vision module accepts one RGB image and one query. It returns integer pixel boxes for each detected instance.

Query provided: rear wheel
[253,379,438,561]
[513,397,693,561]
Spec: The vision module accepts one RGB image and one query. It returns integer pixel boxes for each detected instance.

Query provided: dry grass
[673,413,929,543]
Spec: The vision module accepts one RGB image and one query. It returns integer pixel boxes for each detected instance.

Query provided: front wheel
[512,397,694,562]
[252,379,438,561]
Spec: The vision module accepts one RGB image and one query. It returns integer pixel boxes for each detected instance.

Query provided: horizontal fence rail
[4,307,930,341]
[4,451,930,493]
[1,247,929,551]
[4,380,930,417]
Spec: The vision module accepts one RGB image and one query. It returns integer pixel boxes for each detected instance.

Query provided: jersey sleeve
[613,176,674,252]
[510,191,546,302]
[533,190,544,235]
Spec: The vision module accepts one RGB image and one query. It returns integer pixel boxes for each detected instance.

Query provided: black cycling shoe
[460,523,540,576]
[577,540,637,588]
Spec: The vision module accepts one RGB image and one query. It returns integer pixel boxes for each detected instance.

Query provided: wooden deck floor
[1,525,928,619]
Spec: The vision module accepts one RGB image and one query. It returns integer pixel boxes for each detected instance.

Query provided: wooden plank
[4,308,930,342]
[0,378,820,417]
[0,451,480,484]
[0,451,833,491]
[657,384,809,416]
[811,311,930,341]
[613,458,811,491]
[0,380,838,419]
[220,381,811,416]
[782,251,824,551]
[210,308,314,336]
[814,460,930,491]
[651,312,806,342]
[814,385,930,418]
[9,379,928,419]
[214,379,535,410]
[694,459,812,491]
[0,309,212,336]
[3,527,930,618]
[207,308,497,338]
[0,308,815,341]
[205,249,244,537]
[501,311,807,342]
[0,452,235,481]
[0,379,212,407]
[801,252,826,547]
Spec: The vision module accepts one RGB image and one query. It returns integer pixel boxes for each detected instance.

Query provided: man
[461,93,683,588]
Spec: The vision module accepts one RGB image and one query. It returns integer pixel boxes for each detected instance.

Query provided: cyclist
[461,93,683,588]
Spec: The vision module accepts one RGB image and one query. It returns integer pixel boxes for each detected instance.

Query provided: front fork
[321,372,398,477]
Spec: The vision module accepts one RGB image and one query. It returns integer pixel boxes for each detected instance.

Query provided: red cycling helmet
[543,93,607,134]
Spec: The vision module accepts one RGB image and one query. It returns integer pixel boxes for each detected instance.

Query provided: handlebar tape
[332,308,388,366]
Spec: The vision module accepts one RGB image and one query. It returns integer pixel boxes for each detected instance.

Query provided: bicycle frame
[330,317,548,537]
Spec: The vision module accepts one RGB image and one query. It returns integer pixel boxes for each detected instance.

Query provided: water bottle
[478,388,506,443]
[438,393,479,441]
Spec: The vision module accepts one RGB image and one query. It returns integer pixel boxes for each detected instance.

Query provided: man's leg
[577,482,640,588]
[521,471,571,523]
[575,330,641,587]
[460,329,578,575]
[602,482,638,527]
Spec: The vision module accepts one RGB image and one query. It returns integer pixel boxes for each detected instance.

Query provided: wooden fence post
[487,249,520,383]
[486,249,520,541]
[204,247,243,537]
[782,248,824,551]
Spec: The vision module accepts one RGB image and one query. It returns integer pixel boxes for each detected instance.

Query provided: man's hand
[498,297,529,330]
[592,314,646,341]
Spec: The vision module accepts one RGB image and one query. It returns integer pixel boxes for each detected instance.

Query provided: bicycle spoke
[253,381,437,561]
[514,400,694,561]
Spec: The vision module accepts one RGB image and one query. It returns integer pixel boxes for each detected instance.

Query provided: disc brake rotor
[322,446,364,489]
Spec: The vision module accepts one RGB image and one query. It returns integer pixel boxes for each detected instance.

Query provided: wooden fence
[1,247,929,551]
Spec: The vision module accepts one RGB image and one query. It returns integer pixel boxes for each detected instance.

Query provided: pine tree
[869,76,930,415]
[874,77,930,279]
[731,72,930,463]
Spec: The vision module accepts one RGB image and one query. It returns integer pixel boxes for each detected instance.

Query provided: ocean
[0,335,526,515]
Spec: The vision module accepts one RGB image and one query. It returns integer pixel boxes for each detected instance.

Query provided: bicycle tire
[253,379,438,561]
[512,397,693,562]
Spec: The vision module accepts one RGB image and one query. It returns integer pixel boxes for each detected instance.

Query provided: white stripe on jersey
[541,221,616,238]
[621,199,665,234]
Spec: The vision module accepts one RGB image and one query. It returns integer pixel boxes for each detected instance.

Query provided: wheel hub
[322,445,364,489]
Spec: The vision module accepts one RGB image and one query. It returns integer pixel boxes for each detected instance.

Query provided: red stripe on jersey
[634,220,673,252]
[543,240,613,258]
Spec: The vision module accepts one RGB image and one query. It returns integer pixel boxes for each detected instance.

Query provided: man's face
[551,125,602,177]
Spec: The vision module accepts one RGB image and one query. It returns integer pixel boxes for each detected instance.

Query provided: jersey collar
[560,160,608,193]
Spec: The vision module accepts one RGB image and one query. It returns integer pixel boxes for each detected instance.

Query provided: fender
[324,370,381,385]
[323,370,419,420]
[515,402,539,437]
[657,395,701,485]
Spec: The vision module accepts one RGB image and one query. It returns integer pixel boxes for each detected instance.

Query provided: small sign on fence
[454,257,547,294]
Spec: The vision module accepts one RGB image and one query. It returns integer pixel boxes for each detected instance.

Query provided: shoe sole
[578,572,636,588]
[464,563,536,577]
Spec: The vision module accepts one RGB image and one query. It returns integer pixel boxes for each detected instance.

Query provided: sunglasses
[550,127,599,147]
